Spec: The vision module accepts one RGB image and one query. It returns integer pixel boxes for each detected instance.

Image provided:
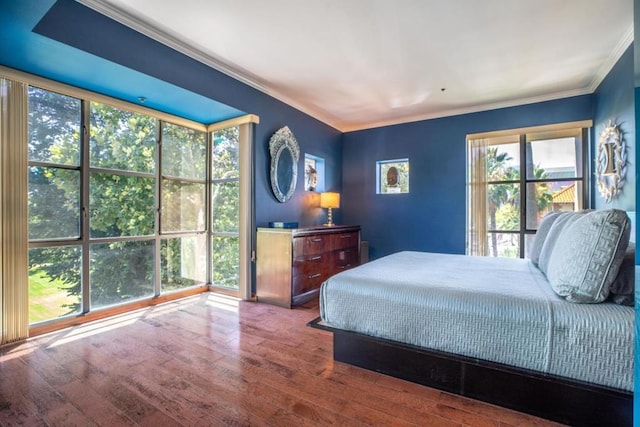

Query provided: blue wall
[342,96,593,260]
[591,43,637,418]
[593,45,635,211]
[255,111,343,228]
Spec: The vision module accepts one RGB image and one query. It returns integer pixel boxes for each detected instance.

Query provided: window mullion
[487,179,519,185]
[582,127,591,208]
[154,121,162,297]
[206,131,213,286]
[526,177,583,184]
[162,176,206,184]
[89,167,155,178]
[81,100,91,314]
[519,134,527,258]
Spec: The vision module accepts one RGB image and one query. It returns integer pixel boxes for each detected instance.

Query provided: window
[23,83,255,326]
[89,102,158,309]
[28,87,83,322]
[161,123,208,292]
[467,123,589,258]
[211,127,240,290]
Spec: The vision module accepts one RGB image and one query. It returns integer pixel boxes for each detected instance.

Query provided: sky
[494,137,577,172]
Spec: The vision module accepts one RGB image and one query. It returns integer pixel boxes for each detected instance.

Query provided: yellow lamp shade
[320,192,340,209]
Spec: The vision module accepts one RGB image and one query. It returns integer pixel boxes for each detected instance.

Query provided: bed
[313,209,634,426]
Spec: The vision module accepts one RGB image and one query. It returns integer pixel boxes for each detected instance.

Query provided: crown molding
[341,87,594,133]
[76,1,259,88]
[588,23,634,92]
[75,0,344,130]
[75,1,634,134]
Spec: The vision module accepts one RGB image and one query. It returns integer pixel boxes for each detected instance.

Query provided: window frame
[15,72,257,329]
[467,123,591,259]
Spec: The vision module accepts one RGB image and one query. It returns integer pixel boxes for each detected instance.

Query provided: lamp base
[324,207,335,226]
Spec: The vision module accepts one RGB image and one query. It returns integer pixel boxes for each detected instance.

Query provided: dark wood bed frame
[308,318,632,426]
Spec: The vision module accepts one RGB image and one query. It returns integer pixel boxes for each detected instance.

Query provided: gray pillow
[546,209,631,304]
[529,211,562,265]
[538,211,588,275]
[608,242,635,306]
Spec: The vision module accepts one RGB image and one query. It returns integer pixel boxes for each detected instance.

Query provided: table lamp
[320,192,340,226]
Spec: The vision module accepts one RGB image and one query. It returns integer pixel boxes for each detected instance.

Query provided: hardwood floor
[0,293,563,426]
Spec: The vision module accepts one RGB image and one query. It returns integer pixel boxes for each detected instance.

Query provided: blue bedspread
[320,251,633,391]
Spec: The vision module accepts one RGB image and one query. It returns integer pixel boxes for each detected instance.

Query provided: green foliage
[28,268,80,323]
[487,147,519,244]
[163,123,207,179]
[211,128,241,287]
[212,236,239,288]
[90,241,155,308]
[28,167,80,240]
[486,146,552,257]
[27,89,243,320]
[161,237,207,291]
[90,102,156,173]
[90,174,155,237]
[161,181,206,232]
[28,87,80,166]
[28,88,81,242]
[28,246,81,323]
[212,127,239,180]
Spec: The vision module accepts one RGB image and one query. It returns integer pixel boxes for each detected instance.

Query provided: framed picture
[377,158,409,194]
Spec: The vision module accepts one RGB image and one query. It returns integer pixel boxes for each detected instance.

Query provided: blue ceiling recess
[0,0,245,124]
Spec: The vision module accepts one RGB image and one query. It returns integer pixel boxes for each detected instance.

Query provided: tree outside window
[469,127,586,258]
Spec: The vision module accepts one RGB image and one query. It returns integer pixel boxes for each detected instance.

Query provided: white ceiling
[81,0,633,132]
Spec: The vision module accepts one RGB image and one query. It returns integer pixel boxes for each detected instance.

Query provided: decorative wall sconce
[596,121,626,203]
[320,192,340,226]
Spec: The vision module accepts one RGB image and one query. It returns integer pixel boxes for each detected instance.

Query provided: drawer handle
[310,238,323,243]
[308,273,321,279]
[340,235,352,239]
[308,255,322,261]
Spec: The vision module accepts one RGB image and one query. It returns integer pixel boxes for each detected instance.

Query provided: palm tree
[525,143,552,230]
[486,148,518,257]
[486,145,552,257]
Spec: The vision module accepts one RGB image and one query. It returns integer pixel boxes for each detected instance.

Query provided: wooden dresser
[256,225,360,308]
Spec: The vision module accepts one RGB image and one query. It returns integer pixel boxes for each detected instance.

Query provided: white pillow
[529,211,562,266]
[546,209,631,303]
[537,211,588,275]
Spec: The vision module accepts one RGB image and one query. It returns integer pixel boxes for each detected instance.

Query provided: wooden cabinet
[256,225,360,308]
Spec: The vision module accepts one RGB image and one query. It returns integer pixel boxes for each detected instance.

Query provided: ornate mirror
[269,126,300,203]
[596,121,627,203]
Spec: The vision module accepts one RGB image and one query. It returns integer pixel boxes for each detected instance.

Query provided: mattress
[319,251,634,391]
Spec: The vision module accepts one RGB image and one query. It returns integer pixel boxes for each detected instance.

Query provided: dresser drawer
[331,232,359,250]
[293,234,330,256]
[333,247,359,271]
[292,252,330,276]
[292,271,326,296]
